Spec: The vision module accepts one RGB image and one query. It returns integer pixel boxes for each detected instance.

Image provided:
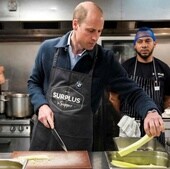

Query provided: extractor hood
[1,21,170,42]
[1,0,170,41]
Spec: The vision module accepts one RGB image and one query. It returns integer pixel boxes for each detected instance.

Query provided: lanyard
[133,58,160,91]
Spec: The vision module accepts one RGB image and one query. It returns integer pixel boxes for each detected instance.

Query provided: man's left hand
[144,110,164,137]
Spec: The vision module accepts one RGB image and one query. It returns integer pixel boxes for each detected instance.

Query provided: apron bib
[121,59,165,146]
[30,47,98,151]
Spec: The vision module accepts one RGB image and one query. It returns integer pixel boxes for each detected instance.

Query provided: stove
[0,115,32,152]
[0,119,31,137]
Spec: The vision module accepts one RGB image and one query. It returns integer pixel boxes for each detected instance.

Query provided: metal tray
[113,137,166,152]
[0,159,27,169]
[105,151,170,168]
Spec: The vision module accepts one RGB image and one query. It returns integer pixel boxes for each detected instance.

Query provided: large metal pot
[6,93,33,118]
[0,91,13,115]
[0,95,7,114]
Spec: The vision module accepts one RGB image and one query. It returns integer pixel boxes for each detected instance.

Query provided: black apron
[30,47,97,151]
[121,59,165,146]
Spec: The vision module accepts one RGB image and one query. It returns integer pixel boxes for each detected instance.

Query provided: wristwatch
[147,109,158,114]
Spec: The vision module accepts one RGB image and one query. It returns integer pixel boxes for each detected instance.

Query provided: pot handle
[0,98,8,102]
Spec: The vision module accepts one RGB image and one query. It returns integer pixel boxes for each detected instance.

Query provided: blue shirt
[67,32,85,70]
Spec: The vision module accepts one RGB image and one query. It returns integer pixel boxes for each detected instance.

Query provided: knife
[51,128,68,152]
[47,121,68,152]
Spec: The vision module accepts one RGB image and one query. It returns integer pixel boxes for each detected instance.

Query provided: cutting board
[11,151,92,169]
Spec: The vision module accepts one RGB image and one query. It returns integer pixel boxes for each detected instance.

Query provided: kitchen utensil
[113,137,166,152]
[105,151,170,168]
[51,128,68,152]
[6,93,33,118]
[0,159,27,169]
[111,159,166,168]
[0,94,9,114]
[47,121,68,152]
[117,134,153,157]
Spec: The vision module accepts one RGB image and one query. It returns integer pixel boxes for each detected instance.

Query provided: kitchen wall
[154,38,170,65]
[0,42,41,92]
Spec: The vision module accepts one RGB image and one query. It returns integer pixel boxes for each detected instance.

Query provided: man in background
[110,27,170,146]
[0,66,5,85]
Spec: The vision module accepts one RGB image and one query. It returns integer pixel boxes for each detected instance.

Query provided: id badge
[154,86,160,91]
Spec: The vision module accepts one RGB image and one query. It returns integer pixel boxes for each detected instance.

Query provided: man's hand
[144,110,164,137]
[38,104,54,129]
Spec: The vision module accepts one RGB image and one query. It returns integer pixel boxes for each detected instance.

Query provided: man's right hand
[38,104,54,129]
[144,110,164,137]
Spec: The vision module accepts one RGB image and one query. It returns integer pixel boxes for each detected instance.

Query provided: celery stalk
[111,160,166,168]
[117,134,153,157]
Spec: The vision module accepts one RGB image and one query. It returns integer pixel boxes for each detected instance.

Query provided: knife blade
[47,121,68,152]
[51,128,68,152]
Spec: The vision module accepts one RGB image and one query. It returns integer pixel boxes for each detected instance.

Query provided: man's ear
[133,44,136,50]
[153,41,157,47]
[72,19,79,30]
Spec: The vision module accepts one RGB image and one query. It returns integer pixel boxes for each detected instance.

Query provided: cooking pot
[6,93,33,118]
[0,95,8,114]
[0,91,14,115]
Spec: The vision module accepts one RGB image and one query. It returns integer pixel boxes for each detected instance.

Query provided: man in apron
[28,2,164,151]
[110,27,170,146]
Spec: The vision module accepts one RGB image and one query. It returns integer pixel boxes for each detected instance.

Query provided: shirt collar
[67,31,72,46]
[67,31,86,56]
[67,31,97,59]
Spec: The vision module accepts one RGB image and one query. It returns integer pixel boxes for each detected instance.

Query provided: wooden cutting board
[11,151,92,169]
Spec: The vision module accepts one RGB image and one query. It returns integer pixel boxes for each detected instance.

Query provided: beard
[135,48,154,61]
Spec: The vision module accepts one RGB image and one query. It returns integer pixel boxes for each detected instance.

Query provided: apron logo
[53,92,81,103]
[51,86,84,112]
[76,81,82,88]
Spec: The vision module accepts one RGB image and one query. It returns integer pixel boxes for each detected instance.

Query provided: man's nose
[141,41,148,47]
[92,32,100,41]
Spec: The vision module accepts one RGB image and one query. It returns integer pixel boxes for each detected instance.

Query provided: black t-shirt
[122,56,170,96]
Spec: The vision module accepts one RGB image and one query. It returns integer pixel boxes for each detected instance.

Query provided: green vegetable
[111,160,166,168]
[117,135,153,157]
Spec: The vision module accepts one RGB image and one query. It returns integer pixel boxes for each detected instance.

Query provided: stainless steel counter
[0,153,11,158]
[90,152,109,169]
[163,118,170,151]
